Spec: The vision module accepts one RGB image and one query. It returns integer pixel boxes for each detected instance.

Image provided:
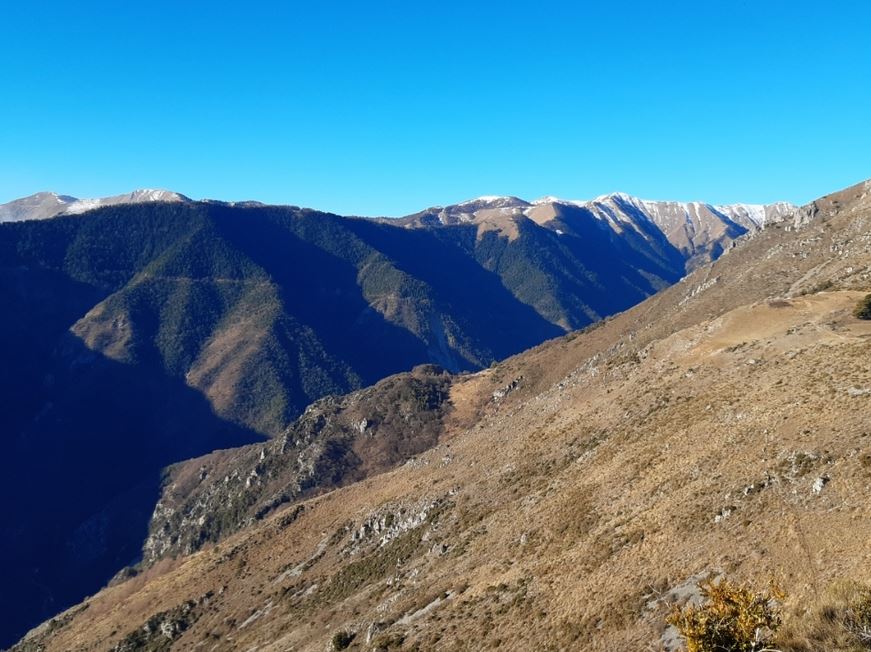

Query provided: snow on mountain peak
[457,195,524,206]
[531,196,586,207]
[62,189,187,215]
[0,189,190,222]
[424,191,798,271]
[593,191,636,203]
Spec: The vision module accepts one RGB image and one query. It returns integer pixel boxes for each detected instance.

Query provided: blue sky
[2,1,869,215]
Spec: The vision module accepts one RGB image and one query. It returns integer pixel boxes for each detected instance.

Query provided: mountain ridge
[11,177,870,652]
[1,187,797,273]
[398,192,797,271]
[0,189,189,222]
[0,195,680,646]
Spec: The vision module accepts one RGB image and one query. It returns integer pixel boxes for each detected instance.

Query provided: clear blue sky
[2,1,869,215]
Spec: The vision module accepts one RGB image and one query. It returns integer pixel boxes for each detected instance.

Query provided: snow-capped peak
[0,189,190,222]
[62,189,188,215]
[458,195,513,205]
[532,196,561,204]
[531,196,585,207]
[129,189,185,202]
[419,190,797,270]
[592,191,638,204]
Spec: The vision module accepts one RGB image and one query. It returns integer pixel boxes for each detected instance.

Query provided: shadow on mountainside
[212,207,439,378]
[0,333,263,649]
[559,204,686,283]
[340,218,565,359]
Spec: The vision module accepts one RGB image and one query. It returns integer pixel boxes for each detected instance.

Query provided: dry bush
[854,294,871,320]
[777,581,871,651]
[330,630,355,650]
[667,578,783,652]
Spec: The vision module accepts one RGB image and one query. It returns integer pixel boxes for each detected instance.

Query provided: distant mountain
[397,193,796,271]
[0,189,188,222]
[1,189,796,274]
[0,191,79,222]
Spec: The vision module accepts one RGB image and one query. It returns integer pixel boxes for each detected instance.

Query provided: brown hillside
[15,180,871,652]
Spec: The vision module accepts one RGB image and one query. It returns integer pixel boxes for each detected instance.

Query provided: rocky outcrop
[143,365,454,563]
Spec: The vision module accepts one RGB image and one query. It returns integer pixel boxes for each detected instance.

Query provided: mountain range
[395,192,795,272]
[0,185,812,648]
[1,188,796,273]
[9,177,868,652]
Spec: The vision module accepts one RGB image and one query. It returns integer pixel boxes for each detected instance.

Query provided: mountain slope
[15,179,870,651]
[0,195,686,647]
[143,364,456,564]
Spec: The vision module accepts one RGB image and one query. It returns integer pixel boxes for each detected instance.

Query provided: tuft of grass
[778,581,871,651]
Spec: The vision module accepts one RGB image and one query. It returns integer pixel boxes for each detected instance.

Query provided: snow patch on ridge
[63,189,186,214]
[458,195,510,205]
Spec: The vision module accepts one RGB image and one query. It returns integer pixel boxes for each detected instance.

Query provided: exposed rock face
[143,365,454,564]
[108,591,215,652]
